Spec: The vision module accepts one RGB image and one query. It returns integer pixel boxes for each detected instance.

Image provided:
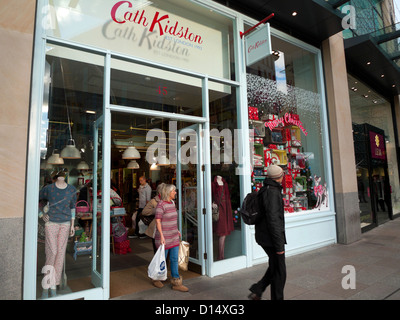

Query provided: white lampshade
[158,155,170,166]
[122,146,140,159]
[60,139,81,159]
[77,160,89,170]
[47,152,64,165]
[127,160,140,169]
[150,163,159,171]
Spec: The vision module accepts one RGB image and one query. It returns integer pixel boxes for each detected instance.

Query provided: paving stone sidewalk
[114,218,400,300]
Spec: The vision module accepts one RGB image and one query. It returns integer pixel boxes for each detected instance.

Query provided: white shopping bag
[138,220,148,234]
[148,244,167,281]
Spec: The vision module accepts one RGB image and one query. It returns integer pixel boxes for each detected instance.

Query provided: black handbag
[141,215,155,226]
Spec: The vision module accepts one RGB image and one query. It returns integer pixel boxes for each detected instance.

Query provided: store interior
[36,48,242,298]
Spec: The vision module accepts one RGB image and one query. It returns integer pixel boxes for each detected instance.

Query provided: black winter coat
[255,178,287,252]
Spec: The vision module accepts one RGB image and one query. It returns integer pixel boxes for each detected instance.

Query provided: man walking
[249,165,287,300]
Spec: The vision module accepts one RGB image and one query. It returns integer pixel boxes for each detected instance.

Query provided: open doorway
[108,112,203,298]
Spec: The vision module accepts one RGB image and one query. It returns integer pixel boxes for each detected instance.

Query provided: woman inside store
[154,184,189,292]
[142,182,165,255]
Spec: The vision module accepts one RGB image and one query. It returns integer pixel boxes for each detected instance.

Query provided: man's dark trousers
[250,246,286,300]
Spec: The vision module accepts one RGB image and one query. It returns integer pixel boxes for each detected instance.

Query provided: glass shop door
[176,123,205,274]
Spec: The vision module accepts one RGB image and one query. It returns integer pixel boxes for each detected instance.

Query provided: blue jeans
[165,246,179,279]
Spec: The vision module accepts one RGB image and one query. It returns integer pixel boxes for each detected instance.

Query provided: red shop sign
[369,131,386,160]
[111,1,204,44]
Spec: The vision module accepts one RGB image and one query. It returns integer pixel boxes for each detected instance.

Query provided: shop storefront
[349,74,400,231]
[22,0,336,300]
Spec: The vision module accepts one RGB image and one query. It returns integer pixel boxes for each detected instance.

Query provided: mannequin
[39,170,76,298]
[212,175,234,260]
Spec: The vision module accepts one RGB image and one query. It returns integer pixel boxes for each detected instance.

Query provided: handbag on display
[212,187,224,222]
[178,240,190,271]
[76,200,91,217]
[212,204,220,222]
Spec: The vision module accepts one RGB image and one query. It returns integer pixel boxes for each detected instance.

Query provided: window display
[246,31,329,214]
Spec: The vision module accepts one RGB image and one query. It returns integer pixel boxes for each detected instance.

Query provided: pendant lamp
[150,163,159,171]
[77,160,89,170]
[127,160,140,169]
[158,154,170,166]
[60,60,81,159]
[122,146,141,159]
[61,139,81,159]
[47,151,64,165]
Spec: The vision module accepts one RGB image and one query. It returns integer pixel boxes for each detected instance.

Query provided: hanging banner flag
[245,23,272,66]
[369,131,386,160]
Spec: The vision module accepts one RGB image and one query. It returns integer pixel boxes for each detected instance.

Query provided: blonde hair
[161,184,176,201]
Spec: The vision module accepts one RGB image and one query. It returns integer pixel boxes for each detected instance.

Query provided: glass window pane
[245,26,329,213]
[110,59,202,116]
[209,84,242,260]
[38,44,104,299]
[349,74,398,228]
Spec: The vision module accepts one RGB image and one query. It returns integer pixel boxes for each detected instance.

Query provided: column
[322,33,361,244]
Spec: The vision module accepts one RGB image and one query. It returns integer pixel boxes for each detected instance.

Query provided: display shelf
[290,126,302,147]
[249,120,265,137]
[73,240,92,260]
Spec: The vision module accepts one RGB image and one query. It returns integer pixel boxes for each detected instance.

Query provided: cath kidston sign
[245,23,272,66]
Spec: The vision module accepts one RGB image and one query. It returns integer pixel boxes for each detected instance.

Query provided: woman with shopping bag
[153,184,189,292]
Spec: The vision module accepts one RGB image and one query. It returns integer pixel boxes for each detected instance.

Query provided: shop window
[209,84,243,260]
[37,45,104,299]
[245,28,329,214]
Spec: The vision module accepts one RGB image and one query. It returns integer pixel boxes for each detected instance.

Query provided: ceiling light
[367,61,371,65]
[122,146,141,159]
[158,154,170,166]
[127,160,140,169]
[60,61,81,160]
[292,11,298,16]
[77,160,89,170]
[47,151,64,165]
[150,163,160,171]
[381,74,385,78]
[61,139,81,159]
[392,84,396,88]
